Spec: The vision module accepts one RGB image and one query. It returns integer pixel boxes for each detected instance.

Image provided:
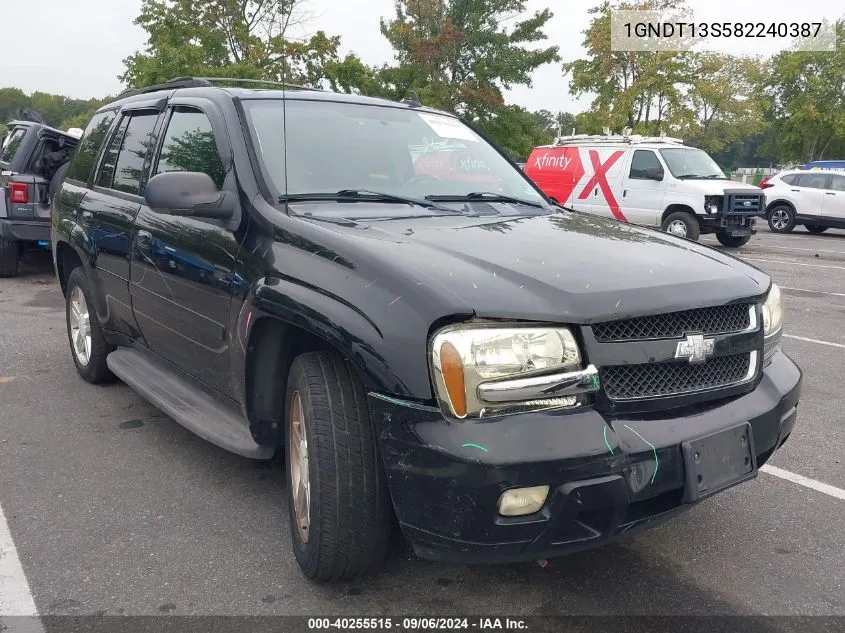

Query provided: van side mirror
[144,171,235,220]
[646,167,664,181]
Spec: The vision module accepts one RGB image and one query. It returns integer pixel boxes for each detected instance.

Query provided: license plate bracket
[682,423,757,503]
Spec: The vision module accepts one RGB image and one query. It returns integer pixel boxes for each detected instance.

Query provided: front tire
[285,351,391,581]
[715,232,751,248]
[661,211,701,241]
[767,205,795,233]
[0,236,20,278]
[65,267,114,383]
[805,225,828,234]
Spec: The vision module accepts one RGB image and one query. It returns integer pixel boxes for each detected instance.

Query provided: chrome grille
[601,353,752,400]
[593,304,752,342]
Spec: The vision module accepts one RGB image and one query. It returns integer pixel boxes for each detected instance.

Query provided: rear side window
[153,108,225,188]
[66,111,117,183]
[796,173,829,189]
[108,112,159,195]
[0,128,26,163]
[830,175,845,192]
[780,174,798,185]
[629,150,662,179]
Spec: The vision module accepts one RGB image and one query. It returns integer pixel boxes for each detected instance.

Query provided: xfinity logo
[675,333,715,364]
[533,153,573,171]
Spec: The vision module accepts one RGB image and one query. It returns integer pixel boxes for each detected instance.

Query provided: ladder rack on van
[550,134,685,147]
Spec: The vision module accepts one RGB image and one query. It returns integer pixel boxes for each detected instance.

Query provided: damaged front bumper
[368,349,802,564]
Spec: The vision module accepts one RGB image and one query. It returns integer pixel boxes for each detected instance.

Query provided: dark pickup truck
[52,77,801,582]
[0,120,79,276]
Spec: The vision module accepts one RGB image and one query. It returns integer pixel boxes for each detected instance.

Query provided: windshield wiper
[425,191,544,208]
[280,189,457,212]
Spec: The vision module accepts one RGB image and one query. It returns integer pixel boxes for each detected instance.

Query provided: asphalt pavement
[0,225,843,621]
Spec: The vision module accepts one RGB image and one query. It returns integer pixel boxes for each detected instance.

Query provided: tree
[563,0,689,134]
[377,0,560,123]
[122,0,373,91]
[763,20,845,162]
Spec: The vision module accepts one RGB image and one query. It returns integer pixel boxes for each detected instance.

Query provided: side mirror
[646,167,664,181]
[144,171,236,220]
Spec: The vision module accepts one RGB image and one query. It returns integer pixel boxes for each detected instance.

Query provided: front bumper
[369,349,801,564]
[698,214,757,236]
[0,218,50,242]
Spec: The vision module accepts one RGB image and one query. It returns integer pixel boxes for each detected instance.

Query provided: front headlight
[762,283,783,337]
[430,324,587,419]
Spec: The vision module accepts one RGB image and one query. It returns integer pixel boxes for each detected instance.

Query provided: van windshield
[243,99,547,216]
[659,148,726,180]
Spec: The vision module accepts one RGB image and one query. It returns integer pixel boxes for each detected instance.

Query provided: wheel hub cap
[289,391,310,543]
[772,210,788,229]
[668,220,687,237]
[69,287,92,366]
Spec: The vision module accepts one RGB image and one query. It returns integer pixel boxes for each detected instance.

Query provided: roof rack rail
[115,76,326,100]
[171,76,326,92]
[551,133,685,146]
[116,77,213,99]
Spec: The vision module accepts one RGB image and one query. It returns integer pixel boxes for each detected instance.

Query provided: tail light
[758,177,774,189]
[9,182,29,203]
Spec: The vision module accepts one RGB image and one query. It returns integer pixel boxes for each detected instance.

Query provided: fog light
[497,485,550,516]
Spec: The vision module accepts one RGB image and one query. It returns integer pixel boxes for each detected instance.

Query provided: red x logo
[578,150,628,222]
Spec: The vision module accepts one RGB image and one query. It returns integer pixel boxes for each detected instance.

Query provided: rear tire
[661,211,701,242]
[65,267,115,383]
[805,225,828,234]
[715,232,751,248]
[767,205,795,233]
[285,351,391,582]
[0,236,20,278]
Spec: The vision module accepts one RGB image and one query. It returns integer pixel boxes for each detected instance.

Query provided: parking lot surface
[1,226,843,620]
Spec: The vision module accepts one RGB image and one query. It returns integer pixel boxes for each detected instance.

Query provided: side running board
[106,348,274,460]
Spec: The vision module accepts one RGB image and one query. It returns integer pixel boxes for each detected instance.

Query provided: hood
[293,208,770,324]
[677,179,760,195]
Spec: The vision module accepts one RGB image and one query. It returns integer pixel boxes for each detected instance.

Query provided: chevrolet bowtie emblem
[675,333,715,364]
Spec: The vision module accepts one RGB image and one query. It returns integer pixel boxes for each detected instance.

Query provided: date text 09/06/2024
[307,618,527,630]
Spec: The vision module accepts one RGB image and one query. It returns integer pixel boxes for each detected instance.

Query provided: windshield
[243,99,546,216]
[659,148,726,179]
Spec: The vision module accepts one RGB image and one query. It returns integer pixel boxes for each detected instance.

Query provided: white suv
[761,169,845,234]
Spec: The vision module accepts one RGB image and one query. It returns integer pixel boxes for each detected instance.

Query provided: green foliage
[121,0,374,91]
[377,0,560,120]
[763,20,845,162]
[0,86,107,132]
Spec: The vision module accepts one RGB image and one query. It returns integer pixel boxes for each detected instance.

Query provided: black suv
[1,120,78,276]
[52,77,802,581]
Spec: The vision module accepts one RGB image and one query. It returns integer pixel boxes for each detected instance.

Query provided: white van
[524,134,766,248]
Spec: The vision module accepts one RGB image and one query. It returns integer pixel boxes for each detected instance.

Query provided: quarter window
[629,150,662,179]
[96,116,129,189]
[0,128,25,163]
[154,109,225,188]
[780,174,798,185]
[67,111,117,183]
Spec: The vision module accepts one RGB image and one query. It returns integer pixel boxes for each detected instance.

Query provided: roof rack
[116,76,326,100]
[551,132,685,147]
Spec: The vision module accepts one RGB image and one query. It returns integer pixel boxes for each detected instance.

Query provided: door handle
[825,192,836,195]
[791,189,800,192]
[623,189,627,199]
[136,230,152,249]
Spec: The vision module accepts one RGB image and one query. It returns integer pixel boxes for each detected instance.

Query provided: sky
[1,0,842,114]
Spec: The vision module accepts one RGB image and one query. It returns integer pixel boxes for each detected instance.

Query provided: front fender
[231,274,438,404]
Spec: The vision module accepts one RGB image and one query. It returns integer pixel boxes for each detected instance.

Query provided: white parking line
[702,238,845,256]
[0,501,40,620]
[780,286,845,298]
[761,465,845,501]
[784,334,845,349]
[743,257,845,271]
